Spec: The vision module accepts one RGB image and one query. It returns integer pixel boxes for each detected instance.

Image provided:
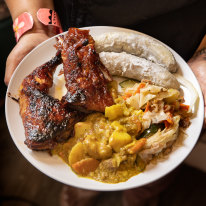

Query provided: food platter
[5,26,204,191]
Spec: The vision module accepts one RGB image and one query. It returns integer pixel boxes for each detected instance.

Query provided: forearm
[188,34,206,128]
[5,0,54,33]
[4,0,57,85]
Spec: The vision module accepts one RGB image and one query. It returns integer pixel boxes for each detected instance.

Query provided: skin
[188,53,206,128]
[4,0,55,85]
[4,2,206,124]
[188,35,206,128]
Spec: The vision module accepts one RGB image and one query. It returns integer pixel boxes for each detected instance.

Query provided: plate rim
[5,26,205,191]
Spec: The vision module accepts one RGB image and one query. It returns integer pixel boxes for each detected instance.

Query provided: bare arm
[6,0,54,33]
[188,35,206,128]
[5,0,56,85]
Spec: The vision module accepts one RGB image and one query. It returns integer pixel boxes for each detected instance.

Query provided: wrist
[12,9,62,42]
[5,0,55,21]
[27,20,57,37]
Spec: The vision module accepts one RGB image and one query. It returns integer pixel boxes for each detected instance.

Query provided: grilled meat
[19,53,82,150]
[19,28,114,150]
[56,28,114,112]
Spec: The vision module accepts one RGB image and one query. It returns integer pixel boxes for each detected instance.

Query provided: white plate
[5,26,204,191]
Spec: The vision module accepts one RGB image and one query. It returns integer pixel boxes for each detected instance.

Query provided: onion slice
[175,74,199,115]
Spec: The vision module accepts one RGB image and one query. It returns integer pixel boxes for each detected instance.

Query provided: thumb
[4,46,28,85]
[4,32,50,85]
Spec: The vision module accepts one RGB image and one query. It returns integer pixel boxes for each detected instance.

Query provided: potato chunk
[105,104,124,120]
[74,122,92,139]
[109,131,132,152]
[111,121,127,132]
[69,142,85,165]
[83,135,112,160]
[72,158,99,175]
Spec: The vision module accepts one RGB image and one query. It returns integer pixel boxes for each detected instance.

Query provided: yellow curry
[53,80,190,183]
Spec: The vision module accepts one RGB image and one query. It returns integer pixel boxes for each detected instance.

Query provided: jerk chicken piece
[56,28,114,112]
[19,53,83,150]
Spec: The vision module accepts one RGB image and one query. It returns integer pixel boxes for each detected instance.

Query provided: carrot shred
[58,69,64,76]
[166,112,173,126]
[122,83,146,100]
[179,103,190,111]
[135,83,146,94]
[164,120,170,128]
[166,118,173,124]
[164,113,173,128]
[127,138,147,154]
[122,92,132,100]
[144,102,150,112]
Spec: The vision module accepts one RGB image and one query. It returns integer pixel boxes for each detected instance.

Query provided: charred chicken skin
[56,28,114,112]
[19,53,82,150]
[19,28,114,150]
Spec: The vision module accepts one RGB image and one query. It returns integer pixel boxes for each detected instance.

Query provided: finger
[5,33,51,85]
[5,49,23,85]
[4,41,36,85]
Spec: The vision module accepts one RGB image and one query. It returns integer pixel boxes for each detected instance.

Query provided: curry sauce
[53,106,146,183]
[53,80,190,183]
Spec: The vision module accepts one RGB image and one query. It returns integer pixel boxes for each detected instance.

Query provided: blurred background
[1,1,206,205]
